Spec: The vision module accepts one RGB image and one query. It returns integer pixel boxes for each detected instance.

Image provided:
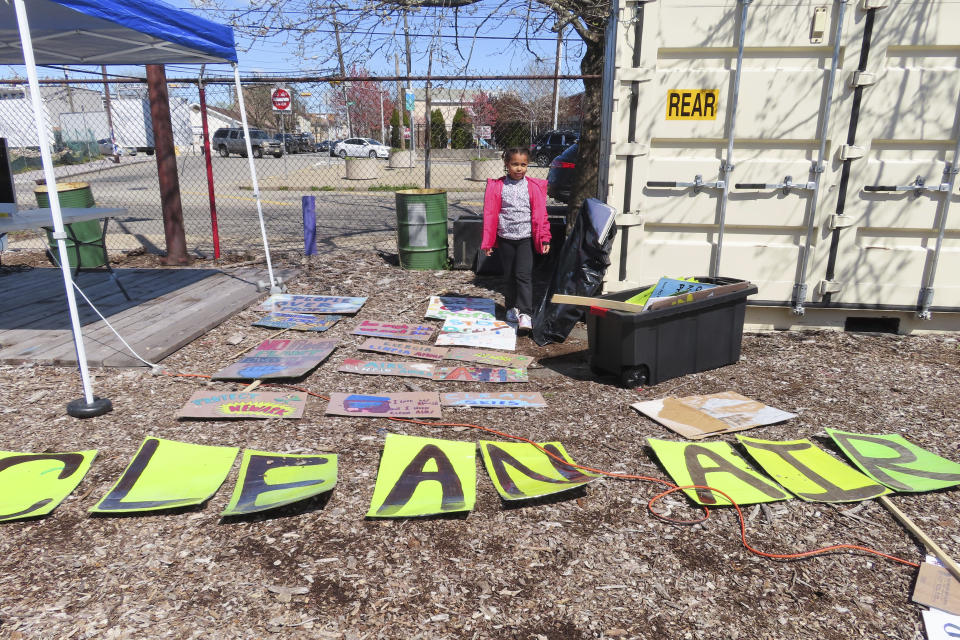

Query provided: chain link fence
[1,75,588,258]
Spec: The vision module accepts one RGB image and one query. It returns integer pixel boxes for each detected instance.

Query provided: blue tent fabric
[0,0,237,65]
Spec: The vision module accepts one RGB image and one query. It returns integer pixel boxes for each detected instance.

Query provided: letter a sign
[272,87,291,112]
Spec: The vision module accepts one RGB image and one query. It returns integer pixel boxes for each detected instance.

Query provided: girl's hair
[502,147,530,163]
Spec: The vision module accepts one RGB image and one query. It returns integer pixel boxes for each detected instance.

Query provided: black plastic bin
[451,213,567,274]
[586,276,758,387]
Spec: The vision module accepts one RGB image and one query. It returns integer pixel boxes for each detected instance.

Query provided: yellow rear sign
[666,89,719,120]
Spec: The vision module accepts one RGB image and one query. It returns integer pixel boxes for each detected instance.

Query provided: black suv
[530,129,579,166]
[211,127,283,158]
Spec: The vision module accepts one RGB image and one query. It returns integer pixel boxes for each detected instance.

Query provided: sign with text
[253,312,341,332]
[272,86,292,112]
[433,366,528,383]
[445,348,534,369]
[211,338,338,380]
[337,358,435,379]
[441,392,546,408]
[436,327,516,351]
[325,392,441,418]
[479,441,597,501]
[352,320,434,342]
[425,296,496,320]
[262,294,366,315]
[440,316,509,334]
[827,429,960,492]
[177,390,306,420]
[665,89,718,120]
[358,338,449,361]
[222,450,337,516]
[0,449,97,521]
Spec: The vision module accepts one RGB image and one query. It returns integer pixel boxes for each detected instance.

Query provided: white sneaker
[518,313,532,331]
[506,308,519,323]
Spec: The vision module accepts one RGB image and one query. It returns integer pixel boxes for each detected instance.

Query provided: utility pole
[101,65,118,162]
[403,9,416,161]
[552,25,563,130]
[394,54,406,152]
[332,11,352,138]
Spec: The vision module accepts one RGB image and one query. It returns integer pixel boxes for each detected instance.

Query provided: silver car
[334,137,389,159]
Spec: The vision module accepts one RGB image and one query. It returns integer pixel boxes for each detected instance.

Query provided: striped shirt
[497,176,531,240]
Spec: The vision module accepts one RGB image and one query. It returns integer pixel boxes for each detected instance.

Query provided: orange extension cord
[161,370,920,570]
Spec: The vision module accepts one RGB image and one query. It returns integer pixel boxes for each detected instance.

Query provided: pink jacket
[481,176,551,254]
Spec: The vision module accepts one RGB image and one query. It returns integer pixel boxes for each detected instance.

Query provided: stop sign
[271,87,291,111]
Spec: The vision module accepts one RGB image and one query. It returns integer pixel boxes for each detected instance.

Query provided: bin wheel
[619,366,649,388]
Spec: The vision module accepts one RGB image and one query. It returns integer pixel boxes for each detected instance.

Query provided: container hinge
[615,213,644,227]
[850,71,878,87]
[828,214,855,229]
[860,0,888,9]
[817,279,843,296]
[917,287,934,320]
[612,142,650,157]
[618,66,654,83]
[50,230,69,241]
[791,284,808,316]
[839,145,866,161]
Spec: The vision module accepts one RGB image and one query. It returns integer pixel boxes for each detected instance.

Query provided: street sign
[477,125,492,139]
[272,87,292,112]
[403,127,411,140]
[404,90,415,112]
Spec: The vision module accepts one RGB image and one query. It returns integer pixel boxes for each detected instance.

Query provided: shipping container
[599,0,960,333]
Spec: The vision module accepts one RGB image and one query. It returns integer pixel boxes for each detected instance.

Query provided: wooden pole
[878,495,960,583]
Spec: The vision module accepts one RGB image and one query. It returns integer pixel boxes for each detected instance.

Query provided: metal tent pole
[13,0,110,417]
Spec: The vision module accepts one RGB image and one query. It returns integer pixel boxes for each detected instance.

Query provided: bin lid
[396,188,446,196]
[34,181,90,193]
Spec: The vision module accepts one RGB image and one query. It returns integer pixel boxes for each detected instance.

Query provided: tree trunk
[568,35,605,226]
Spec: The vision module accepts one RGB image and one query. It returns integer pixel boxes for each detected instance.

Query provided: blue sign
[404,90,415,111]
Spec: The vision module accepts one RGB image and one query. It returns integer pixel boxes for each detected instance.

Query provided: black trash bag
[531,198,617,345]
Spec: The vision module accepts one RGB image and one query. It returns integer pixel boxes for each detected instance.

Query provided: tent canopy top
[0,0,237,65]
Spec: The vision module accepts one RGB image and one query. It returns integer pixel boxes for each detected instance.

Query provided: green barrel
[395,188,448,270]
[35,181,95,208]
[35,182,101,269]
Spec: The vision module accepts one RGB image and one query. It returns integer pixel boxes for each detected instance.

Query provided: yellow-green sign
[90,437,238,513]
[222,450,338,516]
[0,450,97,521]
[479,441,597,500]
[738,436,889,502]
[367,434,476,518]
[647,438,788,506]
[827,429,960,492]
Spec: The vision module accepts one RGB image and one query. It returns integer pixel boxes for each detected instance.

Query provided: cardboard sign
[913,561,960,616]
[358,338,448,361]
[337,358,435,379]
[441,392,546,408]
[647,438,789,506]
[440,316,509,333]
[922,607,960,640]
[221,450,337,516]
[827,429,960,492]
[436,327,516,351]
[252,312,341,332]
[0,450,97,521]
[433,366,528,383]
[367,434,476,517]
[262,294,366,315]
[445,348,534,369]
[90,438,238,513]
[177,390,307,420]
[352,320,434,342]
[738,436,890,503]
[211,338,338,380]
[479,441,597,500]
[325,392,442,418]
[632,392,796,440]
[425,296,496,320]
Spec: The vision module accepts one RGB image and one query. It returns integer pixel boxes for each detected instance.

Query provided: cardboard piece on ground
[433,366,528,383]
[367,434,476,517]
[479,440,598,501]
[444,347,534,369]
[425,296,496,320]
[441,392,546,408]
[221,449,337,516]
[436,327,516,351]
[211,338,338,380]
[262,294,366,314]
[632,392,796,439]
[914,561,960,617]
[253,312,341,332]
[177,389,307,419]
[352,320,434,342]
[922,606,960,639]
[90,437,238,513]
[440,316,509,333]
[0,449,98,521]
[358,338,448,361]
[325,392,442,418]
[337,358,435,379]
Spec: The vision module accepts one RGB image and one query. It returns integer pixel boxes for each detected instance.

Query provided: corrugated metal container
[599,0,960,333]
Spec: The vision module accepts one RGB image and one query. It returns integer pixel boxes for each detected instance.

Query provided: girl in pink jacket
[481,147,551,331]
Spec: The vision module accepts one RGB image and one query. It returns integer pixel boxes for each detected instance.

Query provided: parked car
[295,133,314,152]
[546,143,577,203]
[328,140,343,157]
[316,140,332,153]
[211,127,284,158]
[334,137,389,159]
[273,133,300,154]
[530,129,579,167]
[96,139,138,156]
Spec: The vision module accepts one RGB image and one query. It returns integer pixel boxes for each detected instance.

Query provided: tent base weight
[67,397,113,418]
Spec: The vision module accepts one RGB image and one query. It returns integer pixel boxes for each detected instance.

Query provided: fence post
[303,195,317,264]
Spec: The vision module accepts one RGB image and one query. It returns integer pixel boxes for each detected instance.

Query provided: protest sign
[632,392,796,439]
[440,316,509,333]
[922,607,960,639]
[827,429,960,492]
[444,348,534,369]
[441,392,546,408]
[262,294,366,314]
[436,327,516,351]
[337,358,436,379]
[221,450,337,516]
[352,320,434,342]
[211,338,338,380]
[479,441,597,500]
[913,561,960,616]
[433,366,528,383]
[325,392,442,418]
[425,296,496,320]
[0,450,97,521]
[252,313,341,332]
[177,390,306,419]
[358,338,449,360]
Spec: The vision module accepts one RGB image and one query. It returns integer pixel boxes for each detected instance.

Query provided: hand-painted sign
[352,320,434,342]
[440,316,509,334]
[90,438,238,513]
[0,449,97,521]
[827,429,960,492]
[337,358,435,379]
[445,348,534,369]
[262,294,366,315]
[632,392,796,439]
[433,366,528,383]
[737,436,889,503]
[367,434,476,517]
[436,327,516,351]
[647,438,789,506]
[441,392,546,408]
[252,312,341,332]
[212,338,338,380]
[177,390,307,420]
[358,337,449,361]
[425,296,496,320]
[221,449,337,516]
[479,441,597,500]
[325,392,442,418]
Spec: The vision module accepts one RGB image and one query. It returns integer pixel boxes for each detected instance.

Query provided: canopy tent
[3,0,280,417]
